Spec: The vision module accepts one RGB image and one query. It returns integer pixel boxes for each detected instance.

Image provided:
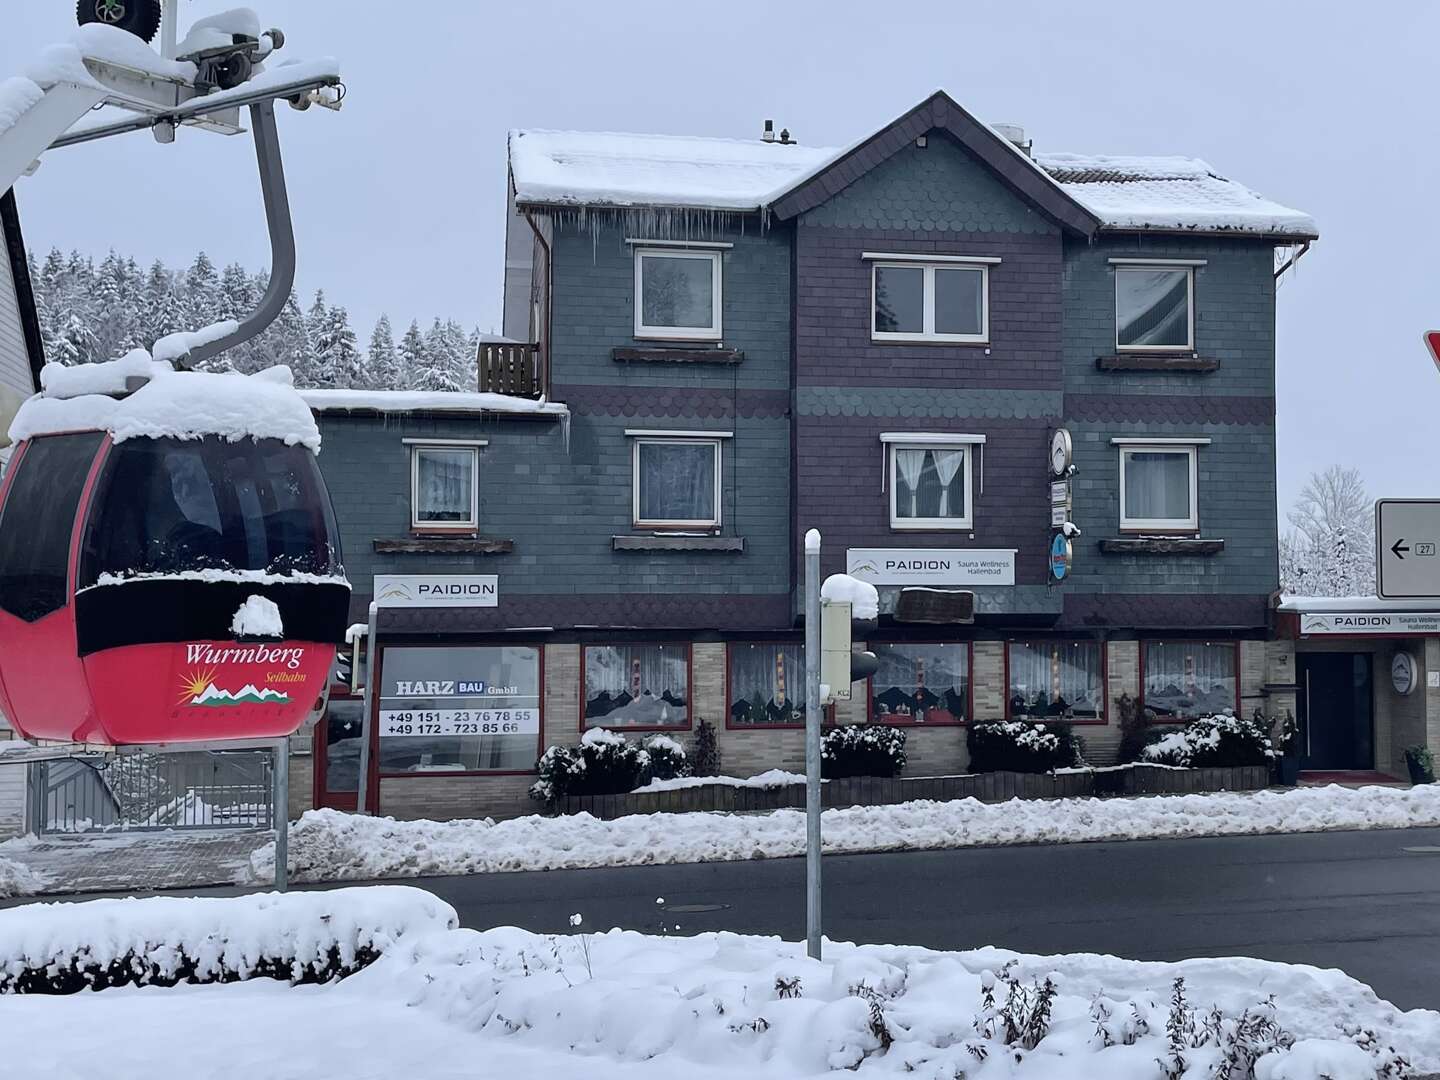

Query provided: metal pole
[354,601,379,816]
[804,529,822,960]
[272,737,289,892]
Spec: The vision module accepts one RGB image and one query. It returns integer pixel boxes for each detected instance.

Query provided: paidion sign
[846,548,1016,587]
[1299,611,1440,636]
[374,574,498,608]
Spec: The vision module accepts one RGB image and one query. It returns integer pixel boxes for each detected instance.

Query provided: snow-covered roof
[1277,595,1440,613]
[509,112,1315,237]
[299,388,569,418]
[1035,153,1317,237]
[508,129,837,211]
[11,351,322,451]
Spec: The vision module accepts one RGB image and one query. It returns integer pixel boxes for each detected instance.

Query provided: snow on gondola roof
[10,345,323,452]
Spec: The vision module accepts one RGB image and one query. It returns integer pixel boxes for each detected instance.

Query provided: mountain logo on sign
[179,668,291,706]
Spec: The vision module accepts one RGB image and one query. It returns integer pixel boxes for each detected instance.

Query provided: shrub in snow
[966,720,1084,774]
[691,717,720,777]
[821,724,906,778]
[0,886,456,995]
[0,856,45,900]
[1142,712,1276,769]
[530,728,691,804]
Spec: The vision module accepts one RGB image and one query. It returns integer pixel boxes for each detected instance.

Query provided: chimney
[992,122,1031,156]
[762,119,776,143]
[779,127,793,145]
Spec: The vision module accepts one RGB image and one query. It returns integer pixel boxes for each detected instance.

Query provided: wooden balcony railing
[477,341,545,399]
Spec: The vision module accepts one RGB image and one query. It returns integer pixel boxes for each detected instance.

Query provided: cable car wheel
[75,0,163,42]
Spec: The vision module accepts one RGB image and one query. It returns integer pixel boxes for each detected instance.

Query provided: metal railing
[32,750,275,834]
[477,341,544,399]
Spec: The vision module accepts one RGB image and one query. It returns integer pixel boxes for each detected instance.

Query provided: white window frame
[633,248,723,341]
[1114,264,1195,353]
[409,441,482,531]
[1117,443,1199,532]
[870,260,990,344]
[887,440,974,530]
[631,436,723,530]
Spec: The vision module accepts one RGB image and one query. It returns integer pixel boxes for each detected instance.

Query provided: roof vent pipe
[779,127,793,145]
[762,119,775,143]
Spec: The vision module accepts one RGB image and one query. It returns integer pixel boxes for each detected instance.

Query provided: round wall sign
[1050,429,1073,477]
[1392,651,1418,696]
[1050,533,1072,581]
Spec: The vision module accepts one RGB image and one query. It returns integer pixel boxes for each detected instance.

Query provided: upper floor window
[1115,264,1194,351]
[883,433,981,530]
[409,440,482,531]
[634,248,722,340]
[629,432,725,529]
[868,254,993,343]
[1115,438,1205,532]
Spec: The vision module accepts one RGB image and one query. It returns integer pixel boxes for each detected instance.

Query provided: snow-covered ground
[253,783,1440,884]
[0,853,46,898]
[1,906,1432,1079]
[632,768,812,794]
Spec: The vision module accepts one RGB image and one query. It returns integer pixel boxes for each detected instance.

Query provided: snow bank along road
[250,782,1440,882]
[1,887,1435,1079]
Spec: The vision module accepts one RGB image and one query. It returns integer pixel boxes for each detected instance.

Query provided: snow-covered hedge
[822,724,906,778]
[967,720,1084,774]
[1142,712,1276,769]
[531,728,691,803]
[0,886,456,995]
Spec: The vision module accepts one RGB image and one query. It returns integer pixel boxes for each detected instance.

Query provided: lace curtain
[584,645,689,727]
[639,442,715,522]
[1008,642,1103,719]
[1143,642,1236,720]
[1124,451,1189,521]
[416,450,472,522]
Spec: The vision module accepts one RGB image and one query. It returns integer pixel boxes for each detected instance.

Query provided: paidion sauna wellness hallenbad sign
[845,548,1016,587]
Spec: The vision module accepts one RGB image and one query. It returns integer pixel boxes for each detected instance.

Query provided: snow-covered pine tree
[367,314,399,389]
[1280,466,1375,598]
[140,260,187,352]
[397,319,425,388]
[311,301,361,388]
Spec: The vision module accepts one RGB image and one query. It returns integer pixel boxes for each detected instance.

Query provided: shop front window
[584,644,689,729]
[1143,641,1237,720]
[870,642,968,724]
[729,643,805,726]
[377,645,541,772]
[1007,641,1104,721]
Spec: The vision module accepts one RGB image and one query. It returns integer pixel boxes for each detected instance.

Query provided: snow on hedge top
[508,129,838,210]
[0,885,457,985]
[1037,152,1317,236]
[299,388,568,417]
[13,351,322,451]
[509,126,1314,235]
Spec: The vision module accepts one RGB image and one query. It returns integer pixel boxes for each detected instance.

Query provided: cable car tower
[0,3,347,884]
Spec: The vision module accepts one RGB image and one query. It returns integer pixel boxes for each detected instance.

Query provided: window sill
[1098,538,1225,556]
[613,346,743,365]
[613,535,745,553]
[1096,354,1219,373]
[374,537,515,554]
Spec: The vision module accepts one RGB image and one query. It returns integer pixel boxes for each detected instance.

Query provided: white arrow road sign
[1376,499,1440,599]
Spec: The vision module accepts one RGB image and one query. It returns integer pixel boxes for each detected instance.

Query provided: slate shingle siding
[1059,235,1280,621]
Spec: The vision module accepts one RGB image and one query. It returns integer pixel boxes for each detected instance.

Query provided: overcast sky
[3,1,1436,518]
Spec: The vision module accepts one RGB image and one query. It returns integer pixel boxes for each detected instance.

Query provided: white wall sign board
[846,548,1015,587]
[1299,611,1440,635]
[1376,500,1440,599]
[374,575,498,608]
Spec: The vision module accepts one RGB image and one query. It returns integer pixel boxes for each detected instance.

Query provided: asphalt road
[7,827,1440,1011]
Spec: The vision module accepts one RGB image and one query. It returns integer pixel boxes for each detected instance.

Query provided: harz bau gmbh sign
[374,574,498,608]
[846,548,1016,587]
[1300,611,1440,636]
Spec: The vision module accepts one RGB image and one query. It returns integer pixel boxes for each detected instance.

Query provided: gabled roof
[765,91,1099,236]
[508,90,1317,240]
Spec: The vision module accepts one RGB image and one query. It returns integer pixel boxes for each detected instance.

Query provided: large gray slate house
[306,91,1343,819]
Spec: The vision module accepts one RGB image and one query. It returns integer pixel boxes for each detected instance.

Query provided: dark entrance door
[312,693,377,811]
[1296,653,1373,770]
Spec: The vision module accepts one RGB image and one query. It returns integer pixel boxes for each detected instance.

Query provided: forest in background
[28,247,487,390]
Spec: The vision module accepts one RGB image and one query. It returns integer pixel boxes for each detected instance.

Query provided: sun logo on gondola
[178,668,218,705]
